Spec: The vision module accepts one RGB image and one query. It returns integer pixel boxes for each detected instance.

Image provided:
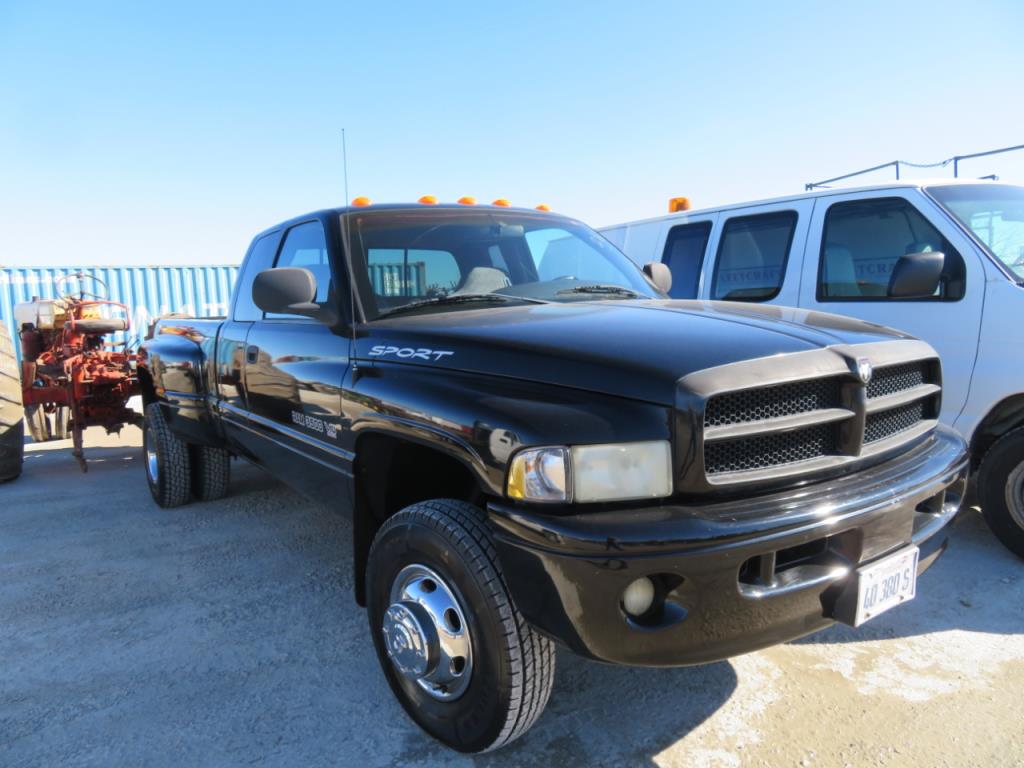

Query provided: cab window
[232,232,280,322]
[818,198,965,301]
[711,211,797,301]
[661,221,711,299]
[266,220,331,319]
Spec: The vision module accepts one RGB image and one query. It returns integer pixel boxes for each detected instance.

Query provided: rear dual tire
[143,403,231,507]
[366,499,555,753]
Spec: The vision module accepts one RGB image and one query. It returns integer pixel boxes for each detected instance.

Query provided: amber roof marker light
[492,198,512,207]
[535,203,552,212]
[418,195,438,205]
[351,196,372,207]
[457,196,477,205]
[668,196,691,213]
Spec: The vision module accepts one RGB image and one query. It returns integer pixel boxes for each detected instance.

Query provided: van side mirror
[253,268,331,321]
[643,262,673,295]
[887,251,945,299]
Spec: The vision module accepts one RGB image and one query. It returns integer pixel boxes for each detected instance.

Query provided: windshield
[928,184,1024,280]
[346,208,659,318]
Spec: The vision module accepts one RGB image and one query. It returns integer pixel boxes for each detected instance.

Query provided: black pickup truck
[139,202,969,753]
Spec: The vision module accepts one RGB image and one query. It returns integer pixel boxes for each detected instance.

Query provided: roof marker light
[535,203,551,212]
[492,198,512,207]
[457,196,477,205]
[351,196,372,207]
[668,196,691,213]
[418,195,438,204]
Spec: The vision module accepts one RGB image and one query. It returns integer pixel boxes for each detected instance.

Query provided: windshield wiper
[380,293,546,317]
[556,284,641,298]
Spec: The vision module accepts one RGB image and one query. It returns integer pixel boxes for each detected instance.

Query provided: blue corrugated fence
[0,265,239,362]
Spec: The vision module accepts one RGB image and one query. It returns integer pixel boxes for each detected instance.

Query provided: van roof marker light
[418,195,438,204]
[535,203,552,212]
[351,196,372,207]
[492,198,512,207]
[668,197,691,213]
[457,196,477,205]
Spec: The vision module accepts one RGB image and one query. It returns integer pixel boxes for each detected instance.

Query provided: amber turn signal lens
[351,196,372,207]
[457,196,476,205]
[492,198,512,207]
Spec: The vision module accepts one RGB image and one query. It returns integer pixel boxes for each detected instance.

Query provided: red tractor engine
[16,274,140,471]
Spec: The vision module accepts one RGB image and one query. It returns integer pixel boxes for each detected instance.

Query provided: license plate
[854,546,919,626]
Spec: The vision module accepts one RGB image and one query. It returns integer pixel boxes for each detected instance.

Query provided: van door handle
[246,345,259,364]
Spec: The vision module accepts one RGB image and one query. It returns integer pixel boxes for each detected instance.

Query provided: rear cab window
[818,197,965,301]
[711,211,797,301]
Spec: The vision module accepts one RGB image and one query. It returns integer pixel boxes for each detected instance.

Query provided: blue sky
[2,0,1022,266]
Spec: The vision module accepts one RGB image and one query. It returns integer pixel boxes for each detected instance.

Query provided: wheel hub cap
[1006,461,1024,529]
[382,564,473,701]
[145,427,159,483]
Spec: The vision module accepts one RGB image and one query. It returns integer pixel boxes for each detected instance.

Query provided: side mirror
[888,251,945,299]
[643,262,673,295]
[252,268,324,318]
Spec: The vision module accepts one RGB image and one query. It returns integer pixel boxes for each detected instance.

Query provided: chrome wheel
[382,563,473,701]
[1005,460,1024,529]
[145,425,159,484]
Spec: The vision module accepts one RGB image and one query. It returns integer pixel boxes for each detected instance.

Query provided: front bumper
[488,425,969,667]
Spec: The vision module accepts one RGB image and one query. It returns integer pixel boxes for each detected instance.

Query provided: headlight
[507,441,672,503]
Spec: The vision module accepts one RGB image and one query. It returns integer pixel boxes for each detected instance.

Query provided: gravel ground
[2,427,1022,768]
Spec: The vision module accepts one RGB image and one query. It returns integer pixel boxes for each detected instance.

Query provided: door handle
[246,345,259,364]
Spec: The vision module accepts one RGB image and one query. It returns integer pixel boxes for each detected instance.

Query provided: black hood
[356,299,911,406]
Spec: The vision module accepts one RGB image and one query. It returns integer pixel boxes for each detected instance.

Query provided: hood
[356,299,912,405]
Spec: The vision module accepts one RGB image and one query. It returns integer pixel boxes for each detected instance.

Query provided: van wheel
[143,403,191,507]
[366,499,555,753]
[978,427,1024,559]
[190,444,231,501]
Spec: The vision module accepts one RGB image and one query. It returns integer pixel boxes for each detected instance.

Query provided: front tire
[978,427,1024,559]
[143,403,192,507]
[366,499,555,753]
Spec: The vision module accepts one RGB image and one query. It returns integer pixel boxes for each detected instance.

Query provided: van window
[818,198,965,301]
[711,211,796,301]
[661,222,711,299]
[266,221,331,319]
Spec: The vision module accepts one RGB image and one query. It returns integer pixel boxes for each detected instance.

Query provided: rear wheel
[190,444,231,501]
[979,428,1024,559]
[366,499,555,753]
[0,323,23,482]
[143,403,192,507]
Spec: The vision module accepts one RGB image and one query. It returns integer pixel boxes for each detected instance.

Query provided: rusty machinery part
[0,322,25,482]
[15,288,140,472]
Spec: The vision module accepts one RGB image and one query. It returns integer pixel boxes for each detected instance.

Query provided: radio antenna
[341,128,360,366]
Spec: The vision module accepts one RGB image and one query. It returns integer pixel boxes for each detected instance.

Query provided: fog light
[622,577,656,617]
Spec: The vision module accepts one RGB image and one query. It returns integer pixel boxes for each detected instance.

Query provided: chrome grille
[705,378,843,427]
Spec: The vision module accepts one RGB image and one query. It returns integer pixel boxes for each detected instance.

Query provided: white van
[603,180,1024,558]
